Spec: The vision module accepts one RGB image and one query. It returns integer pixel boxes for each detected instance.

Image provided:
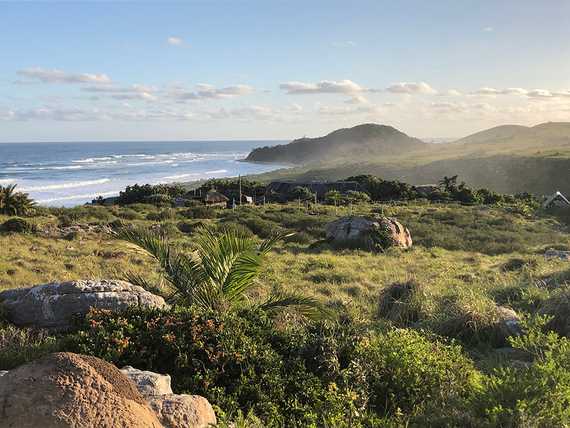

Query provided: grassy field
[2,202,569,323]
[1,201,570,426]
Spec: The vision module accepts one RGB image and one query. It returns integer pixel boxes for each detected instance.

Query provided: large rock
[149,394,216,428]
[0,352,163,428]
[325,216,412,251]
[496,306,523,341]
[121,365,173,396]
[0,279,168,330]
[122,366,217,428]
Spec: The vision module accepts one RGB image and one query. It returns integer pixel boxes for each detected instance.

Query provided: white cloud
[345,95,369,104]
[437,89,463,97]
[167,36,183,46]
[386,82,437,94]
[318,103,384,116]
[82,84,158,102]
[280,79,366,95]
[16,67,111,84]
[482,27,494,32]
[169,84,254,101]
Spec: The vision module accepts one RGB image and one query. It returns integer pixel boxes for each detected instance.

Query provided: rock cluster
[0,279,168,330]
[121,366,217,428]
[0,354,217,428]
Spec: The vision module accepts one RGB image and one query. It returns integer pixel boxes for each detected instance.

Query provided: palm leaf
[258,291,328,320]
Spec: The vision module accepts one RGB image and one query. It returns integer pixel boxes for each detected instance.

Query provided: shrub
[146,208,176,222]
[180,206,218,219]
[0,217,37,233]
[476,316,570,426]
[350,328,479,415]
[0,324,59,369]
[539,288,570,337]
[378,279,433,326]
[143,194,173,207]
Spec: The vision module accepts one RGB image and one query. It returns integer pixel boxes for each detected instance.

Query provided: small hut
[203,190,229,207]
[543,191,570,209]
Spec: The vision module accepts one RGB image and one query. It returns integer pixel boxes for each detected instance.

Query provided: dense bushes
[116,183,187,205]
[68,307,483,426]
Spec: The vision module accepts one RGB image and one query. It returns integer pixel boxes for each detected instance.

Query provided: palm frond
[258,291,328,320]
[258,231,295,255]
[122,270,165,297]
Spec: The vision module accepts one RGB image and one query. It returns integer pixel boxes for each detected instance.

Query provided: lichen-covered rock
[121,366,173,396]
[325,216,412,251]
[0,279,168,330]
[148,394,217,428]
[496,306,523,340]
[0,352,163,428]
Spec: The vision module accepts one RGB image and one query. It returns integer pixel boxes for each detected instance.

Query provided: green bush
[180,206,218,219]
[350,329,480,416]
[0,324,60,369]
[0,217,37,233]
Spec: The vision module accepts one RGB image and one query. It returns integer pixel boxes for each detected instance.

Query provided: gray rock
[325,216,412,250]
[496,306,523,340]
[545,249,570,261]
[0,280,168,330]
[148,394,217,428]
[121,366,173,396]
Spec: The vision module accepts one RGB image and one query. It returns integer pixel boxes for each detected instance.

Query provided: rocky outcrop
[325,216,412,251]
[0,352,162,428]
[122,366,217,428]
[0,279,168,330]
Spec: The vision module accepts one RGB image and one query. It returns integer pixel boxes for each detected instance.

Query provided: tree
[324,190,342,205]
[438,175,459,193]
[288,186,315,202]
[0,184,36,216]
[118,225,322,317]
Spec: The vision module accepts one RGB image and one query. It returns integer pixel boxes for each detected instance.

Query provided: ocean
[0,140,285,206]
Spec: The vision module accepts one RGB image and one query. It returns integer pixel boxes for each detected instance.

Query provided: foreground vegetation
[1,185,569,426]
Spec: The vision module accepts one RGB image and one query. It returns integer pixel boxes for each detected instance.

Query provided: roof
[204,190,229,203]
[543,191,570,208]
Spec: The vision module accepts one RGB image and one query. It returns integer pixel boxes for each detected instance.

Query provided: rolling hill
[245,123,428,164]
[245,122,570,196]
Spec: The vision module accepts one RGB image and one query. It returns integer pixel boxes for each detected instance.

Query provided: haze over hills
[246,122,570,196]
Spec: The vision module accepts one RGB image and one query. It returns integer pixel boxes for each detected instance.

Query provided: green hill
[247,122,570,196]
[245,123,428,164]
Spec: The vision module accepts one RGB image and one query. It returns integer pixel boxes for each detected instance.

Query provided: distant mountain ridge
[245,123,427,164]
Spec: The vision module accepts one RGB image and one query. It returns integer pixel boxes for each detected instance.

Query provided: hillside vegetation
[1,182,570,426]
[247,122,570,196]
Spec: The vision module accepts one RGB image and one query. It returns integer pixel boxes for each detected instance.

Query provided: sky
[1,0,570,142]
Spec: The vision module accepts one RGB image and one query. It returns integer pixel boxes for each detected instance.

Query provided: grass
[0,202,569,342]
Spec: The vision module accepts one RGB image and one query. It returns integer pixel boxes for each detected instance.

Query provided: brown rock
[148,394,217,428]
[0,352,163,428]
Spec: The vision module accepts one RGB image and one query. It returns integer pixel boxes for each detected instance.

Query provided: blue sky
[1,0,570,142]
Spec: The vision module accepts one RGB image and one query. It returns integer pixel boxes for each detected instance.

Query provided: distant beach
[0,140,286,206]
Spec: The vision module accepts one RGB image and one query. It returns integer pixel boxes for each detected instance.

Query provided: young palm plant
[0,184,36,216]
[118,225,323,318]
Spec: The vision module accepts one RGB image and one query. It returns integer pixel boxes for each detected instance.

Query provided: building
[543,191,570,209]
[265,181,360,201]
[203,190,229,207]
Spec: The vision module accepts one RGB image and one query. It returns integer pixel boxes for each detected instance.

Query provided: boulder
[496,306,523,341]
[0,352,163,428]
[0,279,168,330]
[122,366,217,428]
[149,394,217,428]
[121,365,173,396]
[325,216,412,251]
